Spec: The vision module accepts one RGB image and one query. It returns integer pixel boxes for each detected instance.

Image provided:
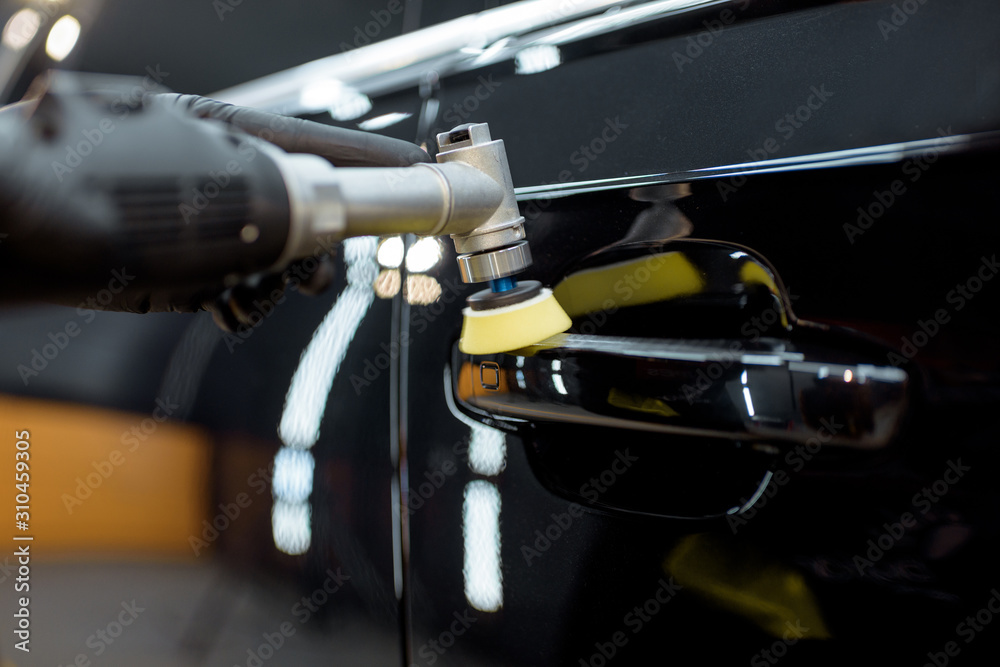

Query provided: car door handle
[452,332,909,452]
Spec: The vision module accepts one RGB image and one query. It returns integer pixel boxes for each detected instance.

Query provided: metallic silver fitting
[436,123,531,283]
[456,240,532,283]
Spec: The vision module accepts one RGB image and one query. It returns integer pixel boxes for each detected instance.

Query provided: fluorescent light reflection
[515,44,561,74]
[273,236,377,556]
[740,368,755,417]
[405,237,443,273]
[551,359,568,395]
[45,15,80,62]
[405,274,442,305]
[463,481,503,612]
[278,236,377,449]
[299,79,372,120]
[377,236,404,268]
[468,424,506,476]
[273,448,315,504]
[2,8,41,50]
[375,268,401,299]
[272,500,312,555]
[742,387,756,417]
[358,112,411,131]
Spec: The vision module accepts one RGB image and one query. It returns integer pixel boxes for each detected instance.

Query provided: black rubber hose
[154,93,431,168]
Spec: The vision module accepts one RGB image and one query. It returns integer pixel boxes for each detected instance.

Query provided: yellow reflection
[552,251,704,318]
[667,534,831,640]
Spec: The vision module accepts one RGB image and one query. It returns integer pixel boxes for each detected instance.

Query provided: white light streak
[272,500,311,555]
[2,9,41,50]
[278,236,377,449]
[45,15,80,62]
[462,481,503,612]
[405,237,444,273]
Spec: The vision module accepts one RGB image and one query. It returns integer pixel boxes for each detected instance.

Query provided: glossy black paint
[420,0,1000,188]
[402,147,1000,664]
[2,0,999,665]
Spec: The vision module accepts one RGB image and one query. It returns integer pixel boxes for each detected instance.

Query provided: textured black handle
[0,73,292,312]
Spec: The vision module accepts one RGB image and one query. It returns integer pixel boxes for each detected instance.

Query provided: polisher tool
[434,124,571,355]
[0,73,571,352]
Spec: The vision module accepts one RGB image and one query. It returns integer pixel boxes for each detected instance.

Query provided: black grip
[157,93,431,168]
[0,72,292,312]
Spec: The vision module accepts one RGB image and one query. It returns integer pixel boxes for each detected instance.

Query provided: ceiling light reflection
[405,274,442,305]
[45,15,80,62]
[358,112,412,131]
[375,268,401,299]
[278,236,377,449]
[2,8,41,50]
[272,500,311,555]
[405,236,443,273]
[272,447,315,504]
[515,44,561,75]
[468,425,506,476]
[742,386,756,417]
[377,236,404,268]
[462,481,503,612]
[299,79,372,120]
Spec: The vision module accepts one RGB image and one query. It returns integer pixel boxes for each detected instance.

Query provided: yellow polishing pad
[459,288,572,355]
